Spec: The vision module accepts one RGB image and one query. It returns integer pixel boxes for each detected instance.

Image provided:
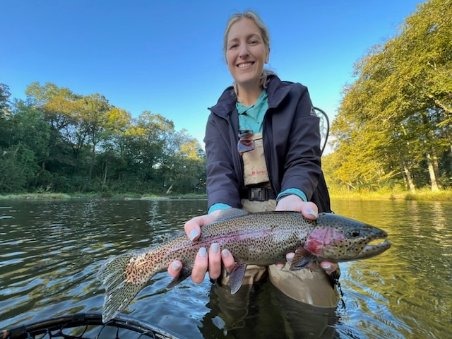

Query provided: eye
[351,231,360,237]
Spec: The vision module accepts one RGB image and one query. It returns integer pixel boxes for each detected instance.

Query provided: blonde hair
[223,11,274,91]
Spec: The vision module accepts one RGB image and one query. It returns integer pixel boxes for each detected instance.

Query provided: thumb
[301,202,318,220]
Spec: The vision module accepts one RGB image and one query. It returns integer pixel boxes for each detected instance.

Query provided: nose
[238,43,249,58]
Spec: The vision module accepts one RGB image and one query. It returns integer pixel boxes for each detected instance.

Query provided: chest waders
[223,132,339,307]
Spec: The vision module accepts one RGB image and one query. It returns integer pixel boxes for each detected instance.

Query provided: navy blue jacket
[204,75,331,212]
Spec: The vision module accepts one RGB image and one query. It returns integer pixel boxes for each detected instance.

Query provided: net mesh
[2,313,178,339]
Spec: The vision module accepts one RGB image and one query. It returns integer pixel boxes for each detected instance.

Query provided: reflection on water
[0,199,451,338]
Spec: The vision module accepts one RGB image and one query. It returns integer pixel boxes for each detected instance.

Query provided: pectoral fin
[289,248,316,270]
[229,263,247,294]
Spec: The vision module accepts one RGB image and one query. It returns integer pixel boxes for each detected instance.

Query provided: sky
[0,0,426,146]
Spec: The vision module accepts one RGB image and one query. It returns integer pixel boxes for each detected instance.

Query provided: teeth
[238,62,253,68]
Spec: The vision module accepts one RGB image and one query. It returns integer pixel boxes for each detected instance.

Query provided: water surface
[0,199,451,338]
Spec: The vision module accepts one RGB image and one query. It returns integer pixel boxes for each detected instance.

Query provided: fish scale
[98,209,390,322]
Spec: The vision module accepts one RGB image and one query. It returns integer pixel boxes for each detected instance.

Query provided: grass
[329,188,452,201]
[0,189,450,202]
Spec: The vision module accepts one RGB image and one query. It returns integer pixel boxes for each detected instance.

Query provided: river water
[0,199,451,338]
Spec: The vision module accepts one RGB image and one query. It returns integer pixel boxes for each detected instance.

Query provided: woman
[168,11,338,307]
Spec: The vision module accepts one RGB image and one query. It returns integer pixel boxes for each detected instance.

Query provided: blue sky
[1,0,426,145]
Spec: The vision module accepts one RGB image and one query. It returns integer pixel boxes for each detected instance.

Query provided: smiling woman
[166,11,340,334]
[224,14,270,105]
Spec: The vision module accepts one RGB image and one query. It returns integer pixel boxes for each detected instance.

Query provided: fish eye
[351,231,360,237]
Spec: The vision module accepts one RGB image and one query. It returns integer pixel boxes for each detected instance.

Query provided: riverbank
[0,190,450,201]
[329,188,452,202]
[0,192,207,201]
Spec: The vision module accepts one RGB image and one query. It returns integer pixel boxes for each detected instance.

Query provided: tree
[0,83,11,118]
[330,0,451,191]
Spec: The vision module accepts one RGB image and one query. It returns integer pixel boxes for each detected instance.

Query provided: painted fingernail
[322,263,332,271]
[171,261,181,271]
[307,209,318,218]
[221,249,230,257]
[211,243,219,253]
[189,229,199,241]
[198,247,207,257]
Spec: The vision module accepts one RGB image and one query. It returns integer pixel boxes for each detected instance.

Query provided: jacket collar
[209,75,292,118]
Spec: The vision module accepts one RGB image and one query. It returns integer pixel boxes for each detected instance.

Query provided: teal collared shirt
[208,90,307,214]
[237,90,268,133]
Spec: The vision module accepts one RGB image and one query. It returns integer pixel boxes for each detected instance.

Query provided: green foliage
[0,144,38,192]
[0,83,11,118]
[0,82,206,195]
[329,0,451,192]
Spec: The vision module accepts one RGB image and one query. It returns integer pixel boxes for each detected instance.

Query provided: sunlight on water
[0,199,451,338]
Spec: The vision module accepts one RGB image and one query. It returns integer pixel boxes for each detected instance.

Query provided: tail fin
[98,252,147,323]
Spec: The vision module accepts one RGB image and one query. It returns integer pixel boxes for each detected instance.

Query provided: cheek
[305,228,346,256]
[226,51,235,66]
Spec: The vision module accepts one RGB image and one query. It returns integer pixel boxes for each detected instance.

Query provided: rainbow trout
[98,209,390,322]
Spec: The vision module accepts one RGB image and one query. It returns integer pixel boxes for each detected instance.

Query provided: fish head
[304,214,391,261]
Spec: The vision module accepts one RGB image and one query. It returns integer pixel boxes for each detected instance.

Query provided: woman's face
[226,18,268,91]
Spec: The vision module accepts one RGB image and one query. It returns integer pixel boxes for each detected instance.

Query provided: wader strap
[241,186,276,201]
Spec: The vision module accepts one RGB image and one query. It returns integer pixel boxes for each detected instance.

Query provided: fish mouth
[357,234,391,259]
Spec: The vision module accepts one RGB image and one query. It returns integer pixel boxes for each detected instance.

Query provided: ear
[265,48,270,64]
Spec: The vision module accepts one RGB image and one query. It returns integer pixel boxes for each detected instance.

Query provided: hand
[275,195,338,275]
[275,194,318,219]
[167,210,236,284]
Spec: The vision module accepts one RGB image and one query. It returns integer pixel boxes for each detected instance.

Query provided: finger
[191,247,208,284]
[221,249,236,273]
[184,217,202,241]
[167,260,182,278]
[275,262,285,269]
[301,202,319,220]
[320,261,338,275]
[208,243,222,280]
[286,252,295,263]
[184,214,217,241]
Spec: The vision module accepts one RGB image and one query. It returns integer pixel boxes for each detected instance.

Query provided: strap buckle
[248,187,272,201]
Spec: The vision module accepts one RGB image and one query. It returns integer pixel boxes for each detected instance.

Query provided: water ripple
[0,199,451,338]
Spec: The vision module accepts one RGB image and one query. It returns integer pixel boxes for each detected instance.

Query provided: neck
[236,84,262,106]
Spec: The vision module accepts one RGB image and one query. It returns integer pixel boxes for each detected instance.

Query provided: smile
[237,62,254,69]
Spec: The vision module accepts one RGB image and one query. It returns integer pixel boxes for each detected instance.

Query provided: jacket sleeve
[279,86,323,200]
[204,114,242,210]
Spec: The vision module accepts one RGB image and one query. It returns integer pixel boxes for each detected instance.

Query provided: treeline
[323,0,451,192]
[0,82,206,194]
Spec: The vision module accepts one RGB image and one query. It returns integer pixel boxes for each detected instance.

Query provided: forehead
[227,18,262,41]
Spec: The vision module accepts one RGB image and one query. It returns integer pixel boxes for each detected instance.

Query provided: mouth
[358,234,391,258]
[237,61,255,69]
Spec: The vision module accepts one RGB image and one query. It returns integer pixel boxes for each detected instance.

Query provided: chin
[234,75,261,88]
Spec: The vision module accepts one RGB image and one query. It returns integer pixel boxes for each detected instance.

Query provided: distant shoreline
[0,190,450,202]
[0,193,207,201]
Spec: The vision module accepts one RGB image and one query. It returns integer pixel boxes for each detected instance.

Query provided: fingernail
[211,243,219,253]
[198,247,207,257]
[322,263,332,271]
[171,261,181,271]
[307,209,318,218]
[286,253,295,263]
[189,229,199,241]
[221,249,230,257]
